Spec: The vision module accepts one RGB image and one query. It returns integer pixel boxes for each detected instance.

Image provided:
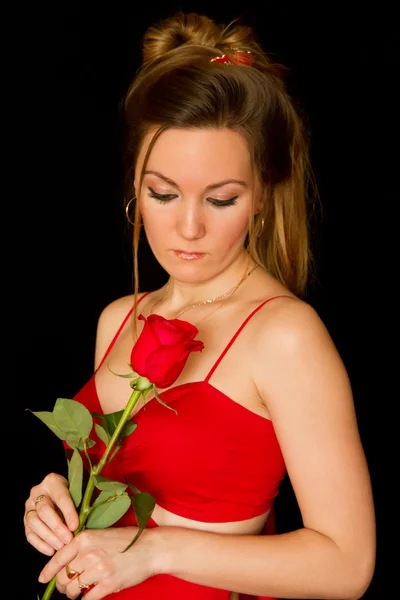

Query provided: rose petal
[147,314,200,345]
[145,340,204,388]
[148,357,187,388]
[131,315,162,376]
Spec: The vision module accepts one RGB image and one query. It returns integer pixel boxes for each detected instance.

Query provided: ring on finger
[78,576,91,590]
[35,494,46,504]
[66,564,80,581]
[25,509,37,519]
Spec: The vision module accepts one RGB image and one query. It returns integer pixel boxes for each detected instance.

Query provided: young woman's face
[135,127,260,284]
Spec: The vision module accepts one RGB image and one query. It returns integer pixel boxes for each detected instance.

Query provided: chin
[159,256,214,284]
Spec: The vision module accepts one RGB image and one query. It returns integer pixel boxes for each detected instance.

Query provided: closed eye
[208,197,238,207]
[148,187,178,204]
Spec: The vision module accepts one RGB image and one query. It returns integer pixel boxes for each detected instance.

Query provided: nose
[176,201,206,241]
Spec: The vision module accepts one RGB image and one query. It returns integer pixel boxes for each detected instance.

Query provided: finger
[54,561,81,596]
[50,488,80,532]
[32,495,75,546]
[25,508,68,551]
[57,558,101,598]
[25,529,56,556]
[39,539,78,583]
[73,573,98,598]
[32,475,80,532]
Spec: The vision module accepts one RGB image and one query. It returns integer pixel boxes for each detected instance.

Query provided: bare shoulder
[251,295,353,420]
[253,295,337,361]
[96,294,136,329]
[94,293,146,370]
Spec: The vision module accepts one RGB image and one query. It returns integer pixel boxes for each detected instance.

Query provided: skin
[24,128,376,600]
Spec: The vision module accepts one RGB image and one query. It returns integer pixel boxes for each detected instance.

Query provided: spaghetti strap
[96,292,151,371]
[205,295,293,382]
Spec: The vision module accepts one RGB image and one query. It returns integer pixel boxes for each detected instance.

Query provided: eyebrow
[144,170,248,192]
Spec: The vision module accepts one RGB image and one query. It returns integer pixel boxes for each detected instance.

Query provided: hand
[24,473,79,556]
[38,526,156,599]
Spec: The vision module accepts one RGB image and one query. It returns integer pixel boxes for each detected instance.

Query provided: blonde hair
[121,11,318,305]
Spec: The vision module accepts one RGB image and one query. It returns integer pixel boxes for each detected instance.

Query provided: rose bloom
[130,314,204,388]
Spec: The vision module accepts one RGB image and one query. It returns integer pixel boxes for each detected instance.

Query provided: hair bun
[142,12,224,64]
[140,11,281,76]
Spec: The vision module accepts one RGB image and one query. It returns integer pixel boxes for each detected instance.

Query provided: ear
[253,193,264,215]
[252,180,266,215]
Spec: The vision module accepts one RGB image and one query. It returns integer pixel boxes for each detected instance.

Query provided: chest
[94,308,270,420]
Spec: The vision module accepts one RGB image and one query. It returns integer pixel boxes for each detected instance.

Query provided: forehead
[136,127,253,185]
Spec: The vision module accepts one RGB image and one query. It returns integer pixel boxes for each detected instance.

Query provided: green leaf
[65,432,82,450]
[93,410,122,436]
[91,489,115,507]
[53,398,93,440]
[86,492,131,529]
[93,411,137,442]
[64,433,96,452]
[122,491,156,552]
[132,491,156,530]
[94,423,109,446]
[68,449,83,508]
[93,475,128,494]
[86,438,97,450]
[122,421,137,437]
[27,409,66,440]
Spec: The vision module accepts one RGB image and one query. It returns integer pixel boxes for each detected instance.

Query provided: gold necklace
[155,263,259,319]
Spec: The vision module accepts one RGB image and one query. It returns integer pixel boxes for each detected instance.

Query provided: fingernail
[38,574,45,583]
[63,533,72,544]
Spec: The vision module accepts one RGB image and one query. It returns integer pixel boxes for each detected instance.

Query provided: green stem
[96,388,142,471]
[40,577,56,600]
[40,388,143,600]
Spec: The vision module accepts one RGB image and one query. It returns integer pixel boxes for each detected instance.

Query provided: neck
[163,252,256,311]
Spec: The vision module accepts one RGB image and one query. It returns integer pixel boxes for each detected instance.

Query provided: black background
[14,2,393,598]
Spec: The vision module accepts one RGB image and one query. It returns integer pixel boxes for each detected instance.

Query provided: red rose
[130,314,204,388]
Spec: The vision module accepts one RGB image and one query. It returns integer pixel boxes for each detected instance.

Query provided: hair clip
[211,47,253,67]
[229,49,253,66]
[210,54,233,65]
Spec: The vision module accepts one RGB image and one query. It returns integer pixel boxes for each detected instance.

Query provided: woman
[24,11,376,600]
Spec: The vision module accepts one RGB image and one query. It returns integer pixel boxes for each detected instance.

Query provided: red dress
[68,294,288,599]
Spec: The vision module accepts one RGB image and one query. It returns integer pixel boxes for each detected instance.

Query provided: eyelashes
[148,188,176,204]
[147,187,238,208]
[210,198,238,207]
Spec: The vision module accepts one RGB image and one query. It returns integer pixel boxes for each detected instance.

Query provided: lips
[173,250,205,260]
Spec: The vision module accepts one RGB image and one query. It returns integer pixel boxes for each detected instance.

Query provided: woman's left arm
[151,300,376,600]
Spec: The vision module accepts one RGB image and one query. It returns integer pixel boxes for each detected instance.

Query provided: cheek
[140,202,171,240]
[211,210,250,247]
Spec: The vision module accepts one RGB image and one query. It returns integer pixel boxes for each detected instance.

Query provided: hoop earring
[125,196,136,225]
[255,215,265,238]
